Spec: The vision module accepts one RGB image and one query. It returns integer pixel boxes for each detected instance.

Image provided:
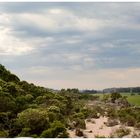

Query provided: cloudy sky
[0,2,140,90]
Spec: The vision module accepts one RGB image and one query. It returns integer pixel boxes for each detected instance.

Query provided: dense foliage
[0,64,95,138]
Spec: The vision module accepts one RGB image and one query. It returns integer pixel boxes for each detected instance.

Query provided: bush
[8,118,23,137]
[118,112,137,126]
[102,94,110,103]
[94,134,106,138]
[113,127,130,138]
[25,94,34,102]
[105,119,119,127]
[131,93,135,96]
[0,130,8,137]
[73,112,85,119]
[74,118,86,129]
[48,106,60,113]
[86,107,100,119]
[86,119,91,122]
[0,112,9,130]
[107,107,117,119]
[57,131,69,138]
[17,108,49,135]
[111,92,122,103]
[135,122,140,130]
[126,115,136,126]
[18,128,31,137]
[31,134,38,138]
[0,92,16,112]
[48,112,57,122]
[132,132,140,138]
[41,121,68,138]
[75,128,83,137]
[40,128,53,138]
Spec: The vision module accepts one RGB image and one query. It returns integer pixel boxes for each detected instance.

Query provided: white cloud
[0,26,33,55]
[48,9,65,14]
[11,8,107,33]
[63,53,84,61]
[64,39,82,44]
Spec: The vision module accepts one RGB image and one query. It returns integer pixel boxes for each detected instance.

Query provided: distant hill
[103,87,140,93]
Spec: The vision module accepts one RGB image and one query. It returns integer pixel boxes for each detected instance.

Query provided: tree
[111,92,122,103]
[18,128,31,137]
[40,121,68,138]
[48,106,60,113]
[0,91,16,112]
[17,108,49,135]
[0,130,8,137]
[102,94,110,103]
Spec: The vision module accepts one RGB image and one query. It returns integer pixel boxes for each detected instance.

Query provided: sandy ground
[68,116,139,138]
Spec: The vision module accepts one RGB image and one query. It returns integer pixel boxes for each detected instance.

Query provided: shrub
[86,119,91,122]
[18,128,31,137]
[102,94,110,103]
[80,107,90,117]
[57,131,69,138]
[126,115,136,126]
[110,92,122,103]
[48,106,60,113]
[41,121,69,138]
[105,119,119,127]
[135,122,140,130]
[74,118,86,129]
[75,128,83,137]
[25,94,34,102]
[8,118,23,137]
[17,108,49,135]
[90,110,99,118]
[73,112,85,119]
[0,112,9,129]
[107,107,117,119]
[0,130,8,137]
[132,133,140,138]
[94,134,106,138]
[113,127,130,138]
[48,112,57,122]
[0,92,16,112]
[31,134,38,138]
[131,93,135,96]
[40,128,53,138]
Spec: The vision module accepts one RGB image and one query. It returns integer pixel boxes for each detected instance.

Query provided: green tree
[17,108,49,135]
[111,92,122,103]
[102,94,110,103]
[40,121,68,138]
[0,91,16,112]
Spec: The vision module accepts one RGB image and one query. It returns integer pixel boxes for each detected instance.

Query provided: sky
[0,2,140,90]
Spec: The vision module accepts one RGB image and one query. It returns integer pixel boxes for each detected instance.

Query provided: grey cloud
[1,3,140,89]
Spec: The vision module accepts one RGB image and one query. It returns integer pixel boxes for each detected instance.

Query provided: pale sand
[68,116,138,138]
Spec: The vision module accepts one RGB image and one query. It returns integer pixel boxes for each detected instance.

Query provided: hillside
[1,64,140,138]
[0,64,97,138]
[103,87,140,93]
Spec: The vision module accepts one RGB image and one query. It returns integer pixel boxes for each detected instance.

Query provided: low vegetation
[0,64,140,138]
[111,127,130,138]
